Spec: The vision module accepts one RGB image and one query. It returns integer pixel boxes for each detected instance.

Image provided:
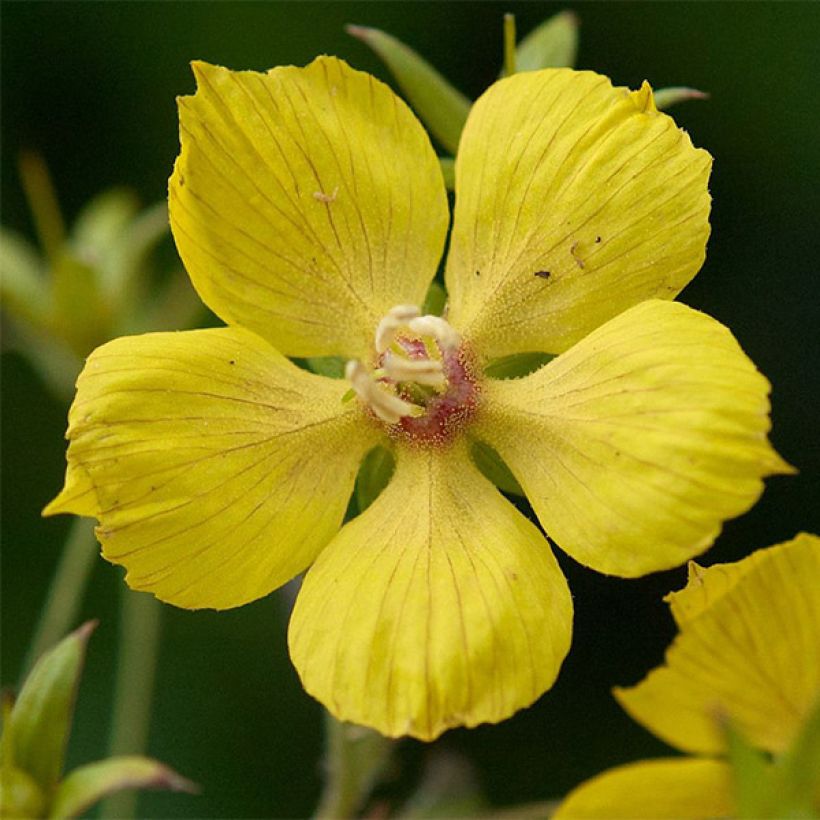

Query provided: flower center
[346,305,480,446]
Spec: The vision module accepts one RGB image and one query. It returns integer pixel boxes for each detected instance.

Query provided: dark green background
[2,2,818,817]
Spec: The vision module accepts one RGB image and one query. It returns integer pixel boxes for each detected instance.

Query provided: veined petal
[474,300,793,577]
[445,69,711,359]
[288,441,572,741]
[554,757,734,819]
[615,533,820,756]
[44,328,379,610]
[170,57,449,359]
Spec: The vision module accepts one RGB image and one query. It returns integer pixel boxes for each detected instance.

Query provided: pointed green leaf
[49,756,196,819]
[10,622,96,792]
[347,24,470,154]
[305,356,347,379]
[422,280,447,317]
[470,441,524,496]
[514,11,579,73]
[654,86,709,110]
[356,446,395,512]
[484,351,555,379]
[438,157,455,192]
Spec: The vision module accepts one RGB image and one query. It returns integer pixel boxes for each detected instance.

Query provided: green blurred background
[2,2,818,817]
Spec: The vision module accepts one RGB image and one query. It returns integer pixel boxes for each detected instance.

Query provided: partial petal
[446,69,711,358]
[170,57,449,358]
[474,300,793,577]
[554,757,734,820]
[288,442,572,741]
[615,533,820,756]
[45,328,378,609]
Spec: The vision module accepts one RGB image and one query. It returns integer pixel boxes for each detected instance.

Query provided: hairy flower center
[346,305,480,445]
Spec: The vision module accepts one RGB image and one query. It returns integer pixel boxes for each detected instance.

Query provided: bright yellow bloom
[46,58,791,740]
[555,532,820,819]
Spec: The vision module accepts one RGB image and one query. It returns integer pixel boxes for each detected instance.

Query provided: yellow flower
[46,58,791,741]
[555,532,820,819]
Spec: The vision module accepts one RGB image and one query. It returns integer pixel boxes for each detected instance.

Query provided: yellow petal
[288,441,572,741]
[446,69,711,359]
[45,327,379,610]
[474,300,793,577]
[554,757,734,820]
[615,533,820,756]
[170,57,449,359]
[664,556,756,627]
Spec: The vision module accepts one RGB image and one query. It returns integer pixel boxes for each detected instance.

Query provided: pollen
[347,305,480,446]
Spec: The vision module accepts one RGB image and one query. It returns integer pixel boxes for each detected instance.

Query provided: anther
[345,360,420,424]
[375,305,421,353]
[407,315,460,351]
[383,353,445,387]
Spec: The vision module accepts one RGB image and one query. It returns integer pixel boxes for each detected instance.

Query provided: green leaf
[439,157,455,192]
[470,441,524,496]
[484,351,554,379]
[305,356,347,379]
[653,86,709,110]
[356,447,395,512]
[9,622,96,793]
[726,721,777,819]
[347,24,470,155]
[422,280,448,316]
[50,249,112,356]
[514,11,579,73]
[775,698,820,817]
[0,228,50,329]
[49,756,196,819]
[0,765,46,820]
[71,188,139,285]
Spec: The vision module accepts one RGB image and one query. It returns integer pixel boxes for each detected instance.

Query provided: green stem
[20,517,97,681]
[314,712,395,820]
[503,13,517,76]
[99,588,162,819]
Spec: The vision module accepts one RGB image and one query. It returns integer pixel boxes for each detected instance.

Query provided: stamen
[407,315,460,351]
[375,305,421,353]
[383,353,445,387]
[345,360,420,424]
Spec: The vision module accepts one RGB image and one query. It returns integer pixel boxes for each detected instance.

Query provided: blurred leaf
[0,227,50,328]
[422,280,448,316]
[398,750,487,819]
[513,11,579,74]
[18,151,65,266]
[109,201,171,315]
[484,351,554,379]
[9,622,96,793]
[439,157,455,191]
[356,446,395,512]
[347,24,470,154]
[654,86,709,110]
[776,698,820,817]
[726,721,777,819]
[0,765,46,820]
[305,356,347,379]
[131,267,205,334]
[71,188,139,287]
[49,756,196,819]
[51,250,111,355]
[471,441,524,496]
